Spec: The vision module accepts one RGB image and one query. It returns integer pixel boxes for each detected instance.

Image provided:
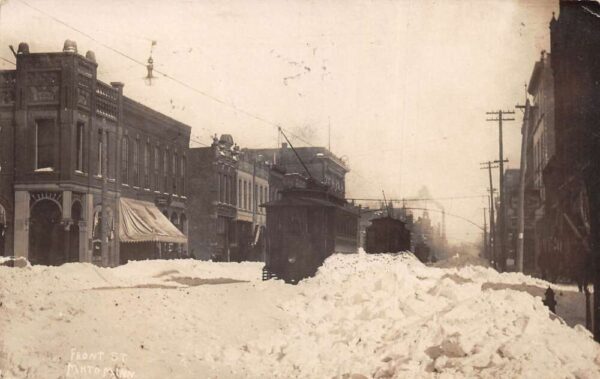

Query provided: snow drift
[223,252,600,378]
[1,253,599,379]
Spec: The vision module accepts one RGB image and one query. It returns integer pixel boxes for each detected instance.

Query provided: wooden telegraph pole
[483,207,488,258]
[481,161,500,267]
[486,110,515,271]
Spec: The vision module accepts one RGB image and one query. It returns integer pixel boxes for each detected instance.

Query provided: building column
[13,191,29,259]
[78,221,88,263]
[85,193,94,264]
[62,191,72,220]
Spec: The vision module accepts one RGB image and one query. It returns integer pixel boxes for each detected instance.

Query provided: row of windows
[34,120,185,196]
[121,137,186,195]
[237,178,268,213]
[217,173,269,212]
[218,173,235,205]
[36,119,113,178]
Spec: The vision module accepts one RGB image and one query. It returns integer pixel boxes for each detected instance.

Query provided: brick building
[187,135,272,262]
[234,150,269,262]
[520,51,555,273]
[247,144,348,198]
[0,41,190,266]
[187,135,238,261]
[545,0,600,339]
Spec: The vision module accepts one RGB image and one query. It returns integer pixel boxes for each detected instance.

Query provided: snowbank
[223,252,600,378]
[1,254,599,379]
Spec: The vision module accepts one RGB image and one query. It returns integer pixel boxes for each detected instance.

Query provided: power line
[347,194,487,202]
[0,56,14,65]
[15,0,316,148]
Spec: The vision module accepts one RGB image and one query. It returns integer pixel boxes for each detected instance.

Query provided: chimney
[63,39,78,53]
[85,50,96,63]
[17,42,29,55]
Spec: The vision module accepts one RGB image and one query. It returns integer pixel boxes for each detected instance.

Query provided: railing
[262,266,277,281]
[95,81,118,121]
[0,71,16,105]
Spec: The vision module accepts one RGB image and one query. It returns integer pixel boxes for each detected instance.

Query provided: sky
[0,0,558,244]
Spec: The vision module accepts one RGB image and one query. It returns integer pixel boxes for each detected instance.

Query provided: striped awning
[119,198,187,244]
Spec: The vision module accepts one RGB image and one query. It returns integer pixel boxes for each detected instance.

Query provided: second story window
[75,122,85,172]
[144,142,150,188]
[180,155,186,195]
[97,130,103,176]
[35,119,54,170]
[121,138,129,184]
[154,146,159,191]
[173,152,178,194]
[238,179,242,207]
[133,139,139,186]
[163,149,169,193]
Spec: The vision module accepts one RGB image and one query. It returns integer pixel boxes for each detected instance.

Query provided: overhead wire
[0,56,14,65]
[15,0,316,148]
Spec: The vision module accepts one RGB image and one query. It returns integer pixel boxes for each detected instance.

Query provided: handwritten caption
[66,349,135,378]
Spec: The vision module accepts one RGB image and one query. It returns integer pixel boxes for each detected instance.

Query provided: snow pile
[433,253,491,269]
[1,254,599,379]
[223,252,600,378]
[0,259,271,379]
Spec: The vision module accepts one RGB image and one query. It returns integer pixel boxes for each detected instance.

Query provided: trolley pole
[486,110,515,271]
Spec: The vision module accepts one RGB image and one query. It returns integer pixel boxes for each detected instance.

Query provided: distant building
[0,41,190,266]
[521,51,555,273]
[234,150,269,262]
[502,168,521,267]
[246,144,348,198]
[187,135,238,261]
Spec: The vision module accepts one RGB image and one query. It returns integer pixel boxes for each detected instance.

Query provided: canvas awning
[119,198,187,244]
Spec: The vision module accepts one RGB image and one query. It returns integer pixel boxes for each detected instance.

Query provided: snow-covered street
[1,253,599,379]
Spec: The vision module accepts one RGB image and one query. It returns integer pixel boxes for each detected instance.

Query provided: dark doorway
[0,204,6,256]
[29,200,64,265]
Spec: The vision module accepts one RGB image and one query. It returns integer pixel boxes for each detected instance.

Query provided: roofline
[122,96,192,135]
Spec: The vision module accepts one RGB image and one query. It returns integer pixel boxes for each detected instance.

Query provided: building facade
[502,168,520,268]
[233,151,269,262]
[541,1,600,283]
[187,135,238,261]
[0,41,190,266]
[545,0,600,339]
[521,51,555,273]
[247,144,348,198]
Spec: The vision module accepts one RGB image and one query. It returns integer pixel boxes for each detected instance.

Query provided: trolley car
[262,180,359,284]
[365,216,411,254]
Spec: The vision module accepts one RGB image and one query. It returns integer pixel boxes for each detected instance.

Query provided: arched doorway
[68,202,82,263]
[29,199,64,265]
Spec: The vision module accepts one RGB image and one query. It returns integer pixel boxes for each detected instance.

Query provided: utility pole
[486,110,515,271]
[515,100,535,273]
[480,160,500,267]
[483,207,488,259]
